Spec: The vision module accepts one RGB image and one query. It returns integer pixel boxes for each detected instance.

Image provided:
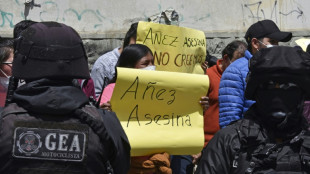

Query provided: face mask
[255,84,304,132]
[0,76,9,92]
[141,65,156,71]
[258,40,277,48]
[0,68,10,92]
[0,69,10,90]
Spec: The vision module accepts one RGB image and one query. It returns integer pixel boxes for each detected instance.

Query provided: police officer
[0,22,130,174]
[195,46,310,173]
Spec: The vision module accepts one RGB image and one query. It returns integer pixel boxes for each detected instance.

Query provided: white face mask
[0,76,9,92]
[0,69,11,92]
[141,65,156,71]
[258,40,277,48]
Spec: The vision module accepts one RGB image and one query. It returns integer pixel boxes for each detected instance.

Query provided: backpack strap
[232,119,264,169]
[96,108,131,173]
[76,106,130,174]
[73,107,115,174]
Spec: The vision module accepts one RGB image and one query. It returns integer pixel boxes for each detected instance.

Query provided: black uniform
[0,79,130,174]
[196,47,310,174]
[195,106,310,174]
[0,21,131,174]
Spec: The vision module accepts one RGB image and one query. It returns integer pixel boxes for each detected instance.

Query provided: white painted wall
[0,0,309,38]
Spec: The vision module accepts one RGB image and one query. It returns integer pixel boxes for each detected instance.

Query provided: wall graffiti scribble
[0,10,14,28]
[0,0,309,37]
[279,7,303,19]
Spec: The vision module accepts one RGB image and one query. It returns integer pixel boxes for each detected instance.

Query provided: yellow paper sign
[295,38,310,52]
[136,21,206,74]
[110,68,209,156]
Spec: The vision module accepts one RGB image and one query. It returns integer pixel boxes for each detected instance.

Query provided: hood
[12,78,89,115]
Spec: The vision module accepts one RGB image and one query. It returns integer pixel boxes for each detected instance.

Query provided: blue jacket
[218,50,255,128]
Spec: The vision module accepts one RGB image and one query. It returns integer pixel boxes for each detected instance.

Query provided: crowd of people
[0,18,310,174]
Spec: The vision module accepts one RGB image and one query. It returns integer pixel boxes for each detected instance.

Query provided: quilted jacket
[218,50,255,128]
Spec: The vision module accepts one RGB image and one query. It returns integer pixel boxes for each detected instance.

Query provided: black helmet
[245,46,310,100]
[12,22,90,80]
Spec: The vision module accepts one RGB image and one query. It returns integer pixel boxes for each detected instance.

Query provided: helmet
[12,22,90,80]
[245,46,310,100]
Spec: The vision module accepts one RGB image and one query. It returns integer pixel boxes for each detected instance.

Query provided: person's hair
[247,37,264,52]
[0,39,14,63]
[110,44,153,84]
[205,51,217,67]
[222,40,247,59]
[13,20,37,39]
[123,22,138,49]
[117,44,153,68]
[307,44,310,54]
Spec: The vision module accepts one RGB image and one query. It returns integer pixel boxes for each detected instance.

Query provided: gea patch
[13,127,86,161]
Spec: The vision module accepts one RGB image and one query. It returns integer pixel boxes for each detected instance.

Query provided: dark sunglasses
[258,81,298,90]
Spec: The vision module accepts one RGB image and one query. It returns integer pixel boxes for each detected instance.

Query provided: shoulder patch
[13,127,87,162]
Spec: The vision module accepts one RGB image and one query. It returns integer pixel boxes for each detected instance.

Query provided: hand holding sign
[111,68,209,156]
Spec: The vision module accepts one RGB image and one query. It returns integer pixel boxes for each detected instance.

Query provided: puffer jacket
[218,50,255,128]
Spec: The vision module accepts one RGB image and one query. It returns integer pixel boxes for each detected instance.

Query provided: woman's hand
[100,101,112,111]
[192,152,202,165]
[201,61,209,74]
[200,96,209,112]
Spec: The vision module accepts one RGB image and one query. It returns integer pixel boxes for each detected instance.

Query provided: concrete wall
[1,0,310,64]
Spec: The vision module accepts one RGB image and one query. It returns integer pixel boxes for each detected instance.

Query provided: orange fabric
[204,59,222,147]
[128,153,172,174]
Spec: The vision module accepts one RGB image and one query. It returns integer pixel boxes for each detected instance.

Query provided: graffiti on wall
[241,0,305,26]
[0,0,308,36]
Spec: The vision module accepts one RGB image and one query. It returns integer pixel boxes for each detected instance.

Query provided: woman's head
[0,39,14,77]
[117,44,154,69]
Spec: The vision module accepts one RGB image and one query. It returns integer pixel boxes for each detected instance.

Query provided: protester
[218,20,292,128]
[99,44,172,174]
[203,40,247,145]
[0,22,130,174]
[91,22,138,98]
[196,46,310,173]
[191,40,247,167]
[99,44,155,108]
[0,39,13,107]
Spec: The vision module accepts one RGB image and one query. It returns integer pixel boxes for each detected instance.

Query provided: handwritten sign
[295,38,310,52]
[110,68,209,156]
[136,21,206,74]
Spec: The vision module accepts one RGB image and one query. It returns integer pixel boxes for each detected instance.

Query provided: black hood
[12,78,89,115]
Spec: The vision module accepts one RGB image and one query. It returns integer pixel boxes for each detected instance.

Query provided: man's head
[12,22,90,81]
[245,46,310,136]
[221,40,247,71]
[245,20,292,54]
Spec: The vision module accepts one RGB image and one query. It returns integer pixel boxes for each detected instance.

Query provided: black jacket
[0,79,130,174]
[195,105,310,174]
